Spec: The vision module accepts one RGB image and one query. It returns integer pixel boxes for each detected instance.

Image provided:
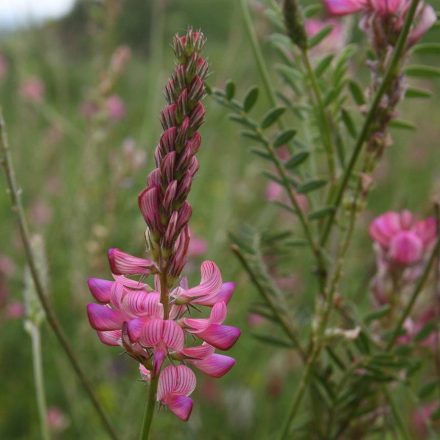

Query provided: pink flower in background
[47,407,70,433]
[324,0,436,46]
[106,95,126,121]
[305,18,345,53]
[411,402,439,438]
[266,181,309,212]
[6,301,24,319]
[369,211,436,266]
[80,100,99,120]
[111,45,131,74]
[188,234,208,257]
[0,53,8,81]
[20,76,45,103]
[29,199,53,226]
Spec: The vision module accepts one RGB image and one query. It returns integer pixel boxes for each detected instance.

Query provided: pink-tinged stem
[0,111,120,440]
[320,0,422,247]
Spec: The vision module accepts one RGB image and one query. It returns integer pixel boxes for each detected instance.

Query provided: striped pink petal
[182,343,215,359]
[141,319,163,346]
[108,248,156,276]
[189,353,236,378]
[197,281,235,306]
[88,278,112,303]
[210,301,227,324]
[121,291,162,317]
[97,330,122,346]
[157,365,196,401]
[197,324,241,350]
[183,260,222,299]
[87,304,125,331]
[162,320,185,351]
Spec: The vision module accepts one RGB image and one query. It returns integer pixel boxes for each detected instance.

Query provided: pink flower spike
[86,304,125,331]
[108,248,156,276]
[88,278,113,303]
[157,365,196,421]
[324,0,366,16]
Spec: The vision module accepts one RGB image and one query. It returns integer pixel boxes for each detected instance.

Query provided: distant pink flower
[188,235,208,257]
[266,181,309,212]
[6,301,24,319]
[47,407,69,433]
[248,313,265,327]
[324,0,436,46]
[20,76,45,103]
[369,211,436,266]
[0,255,16,278]
[411,402,439,438]
[305,18,345,53]
[30,199,53,226]
[111,45,131,74]
[0,53,8,81]
[106,95,126,121]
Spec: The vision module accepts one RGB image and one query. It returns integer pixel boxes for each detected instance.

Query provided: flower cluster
[324,0,436,49]
[86,30,240,421]
[369,210,436,304]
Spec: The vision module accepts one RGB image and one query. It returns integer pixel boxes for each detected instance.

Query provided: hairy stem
[30,325,51,440]
[320,0,422,247]
[232,245,307,361]
[0,111,119,440]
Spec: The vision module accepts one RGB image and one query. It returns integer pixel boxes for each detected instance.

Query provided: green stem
[386,234,440,350]
[30,325,51,440]
[139,376,159,440]
[320,0,422,247]
[239,0,279,108]
[383,387,412,440]
[0,111,120,440]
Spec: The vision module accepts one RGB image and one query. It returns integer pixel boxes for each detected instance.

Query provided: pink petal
[121,291,162,317]
[324,0,366,16]
[182,343,215,359]
[88,278,112,303]
[183,317,211,332]
[108,248,156,276]
[126,318,145,342]
[140,319,163,346]
[139,364,151,381]
[157,365,196,400]
[409,4,437,45]
[165,395,193,421]
[97,330,122,346]
[189,354,236,378]
[389,232,423,265]
[414,217,437,246]
[184,260,222,299]
[87,304,124,331]
[162,320,185,351]
[197,324,241,350]
[369,212,405,247]
[209,301,227,324]
[198,281,235,306]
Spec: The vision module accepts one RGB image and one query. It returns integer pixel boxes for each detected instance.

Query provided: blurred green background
[0,0,439,439]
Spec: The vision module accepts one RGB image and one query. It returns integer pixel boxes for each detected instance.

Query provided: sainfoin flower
[369,210,436,266]
[324,0,436,46]
[86,29,240,422]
